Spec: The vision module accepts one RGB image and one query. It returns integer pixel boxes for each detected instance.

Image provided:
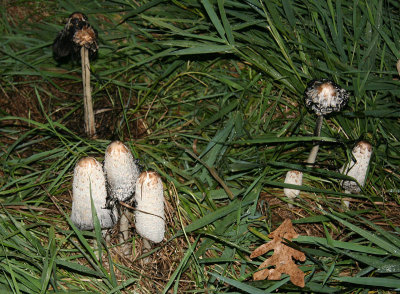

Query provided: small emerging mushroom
[283,171,303,208]
[340,141,373,206]
[71,157,118,231]
[397,59,400,77]
[53,12,98,138]
[135,171,165,259]
[284,79,349,204]
[103,141,140,255]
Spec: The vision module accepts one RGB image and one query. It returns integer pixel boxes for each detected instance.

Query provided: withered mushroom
[53,12,98,137]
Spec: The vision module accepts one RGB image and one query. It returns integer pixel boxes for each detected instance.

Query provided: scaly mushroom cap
[53,11,98,62]
[284,170,303,199]
[340,141,373,193]
[104,141,140,202]
[73,24,98,52]
[135,171,165,243]
[304,79,349,116]
[71,157,118,230]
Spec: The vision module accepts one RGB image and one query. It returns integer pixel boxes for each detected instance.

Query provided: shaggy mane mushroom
[71,157,117,231]
[103,141,140,255]
[340,141,373,207]
[135,171,165,261]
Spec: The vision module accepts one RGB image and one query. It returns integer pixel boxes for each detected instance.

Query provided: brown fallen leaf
[250,219,306,287]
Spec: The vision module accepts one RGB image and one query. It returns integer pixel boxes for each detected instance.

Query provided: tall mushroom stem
[81,47,96,138]
[306,115,323,165]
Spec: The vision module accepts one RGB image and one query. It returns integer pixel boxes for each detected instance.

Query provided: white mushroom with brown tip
[103,141,140,255]
[283,171,303,208]
[104,141,140,201]
[284,79,349,204]
[135,171,165,247]
[71,157,117,230]
[340,141,373,206]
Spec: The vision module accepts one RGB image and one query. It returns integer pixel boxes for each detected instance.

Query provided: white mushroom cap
[340,141,373,193]
[284,170,303,200]
[104,141,140,202]
[71,157,117,230]
[134,171,165,243]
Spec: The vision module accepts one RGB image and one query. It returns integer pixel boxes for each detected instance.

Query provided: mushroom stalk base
[142,238,152,264]
[306,115,323,165]
[119,208,131,256]
[81,47,96,138]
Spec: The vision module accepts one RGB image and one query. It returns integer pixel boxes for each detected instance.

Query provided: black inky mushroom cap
[53,12,98,63]
[304,79,349,116]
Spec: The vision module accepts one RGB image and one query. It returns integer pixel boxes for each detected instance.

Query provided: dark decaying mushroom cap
[53,12,98,63]
[304,79,349,116]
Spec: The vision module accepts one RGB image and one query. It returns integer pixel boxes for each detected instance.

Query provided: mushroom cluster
[283,79,373,208]
[70,141,165,256]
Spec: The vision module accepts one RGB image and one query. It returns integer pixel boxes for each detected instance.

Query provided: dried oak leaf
[250,219,306,287]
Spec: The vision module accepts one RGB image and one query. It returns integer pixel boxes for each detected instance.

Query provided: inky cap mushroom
[135,171,165,243]
[72,23,98,58]
[304,79,349,165]
[71,157,118,230]
[284,170,303,200]
[340,141,373,193]
[104,141,140,202]
[304,79,349,116]
[53,12,98,62]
